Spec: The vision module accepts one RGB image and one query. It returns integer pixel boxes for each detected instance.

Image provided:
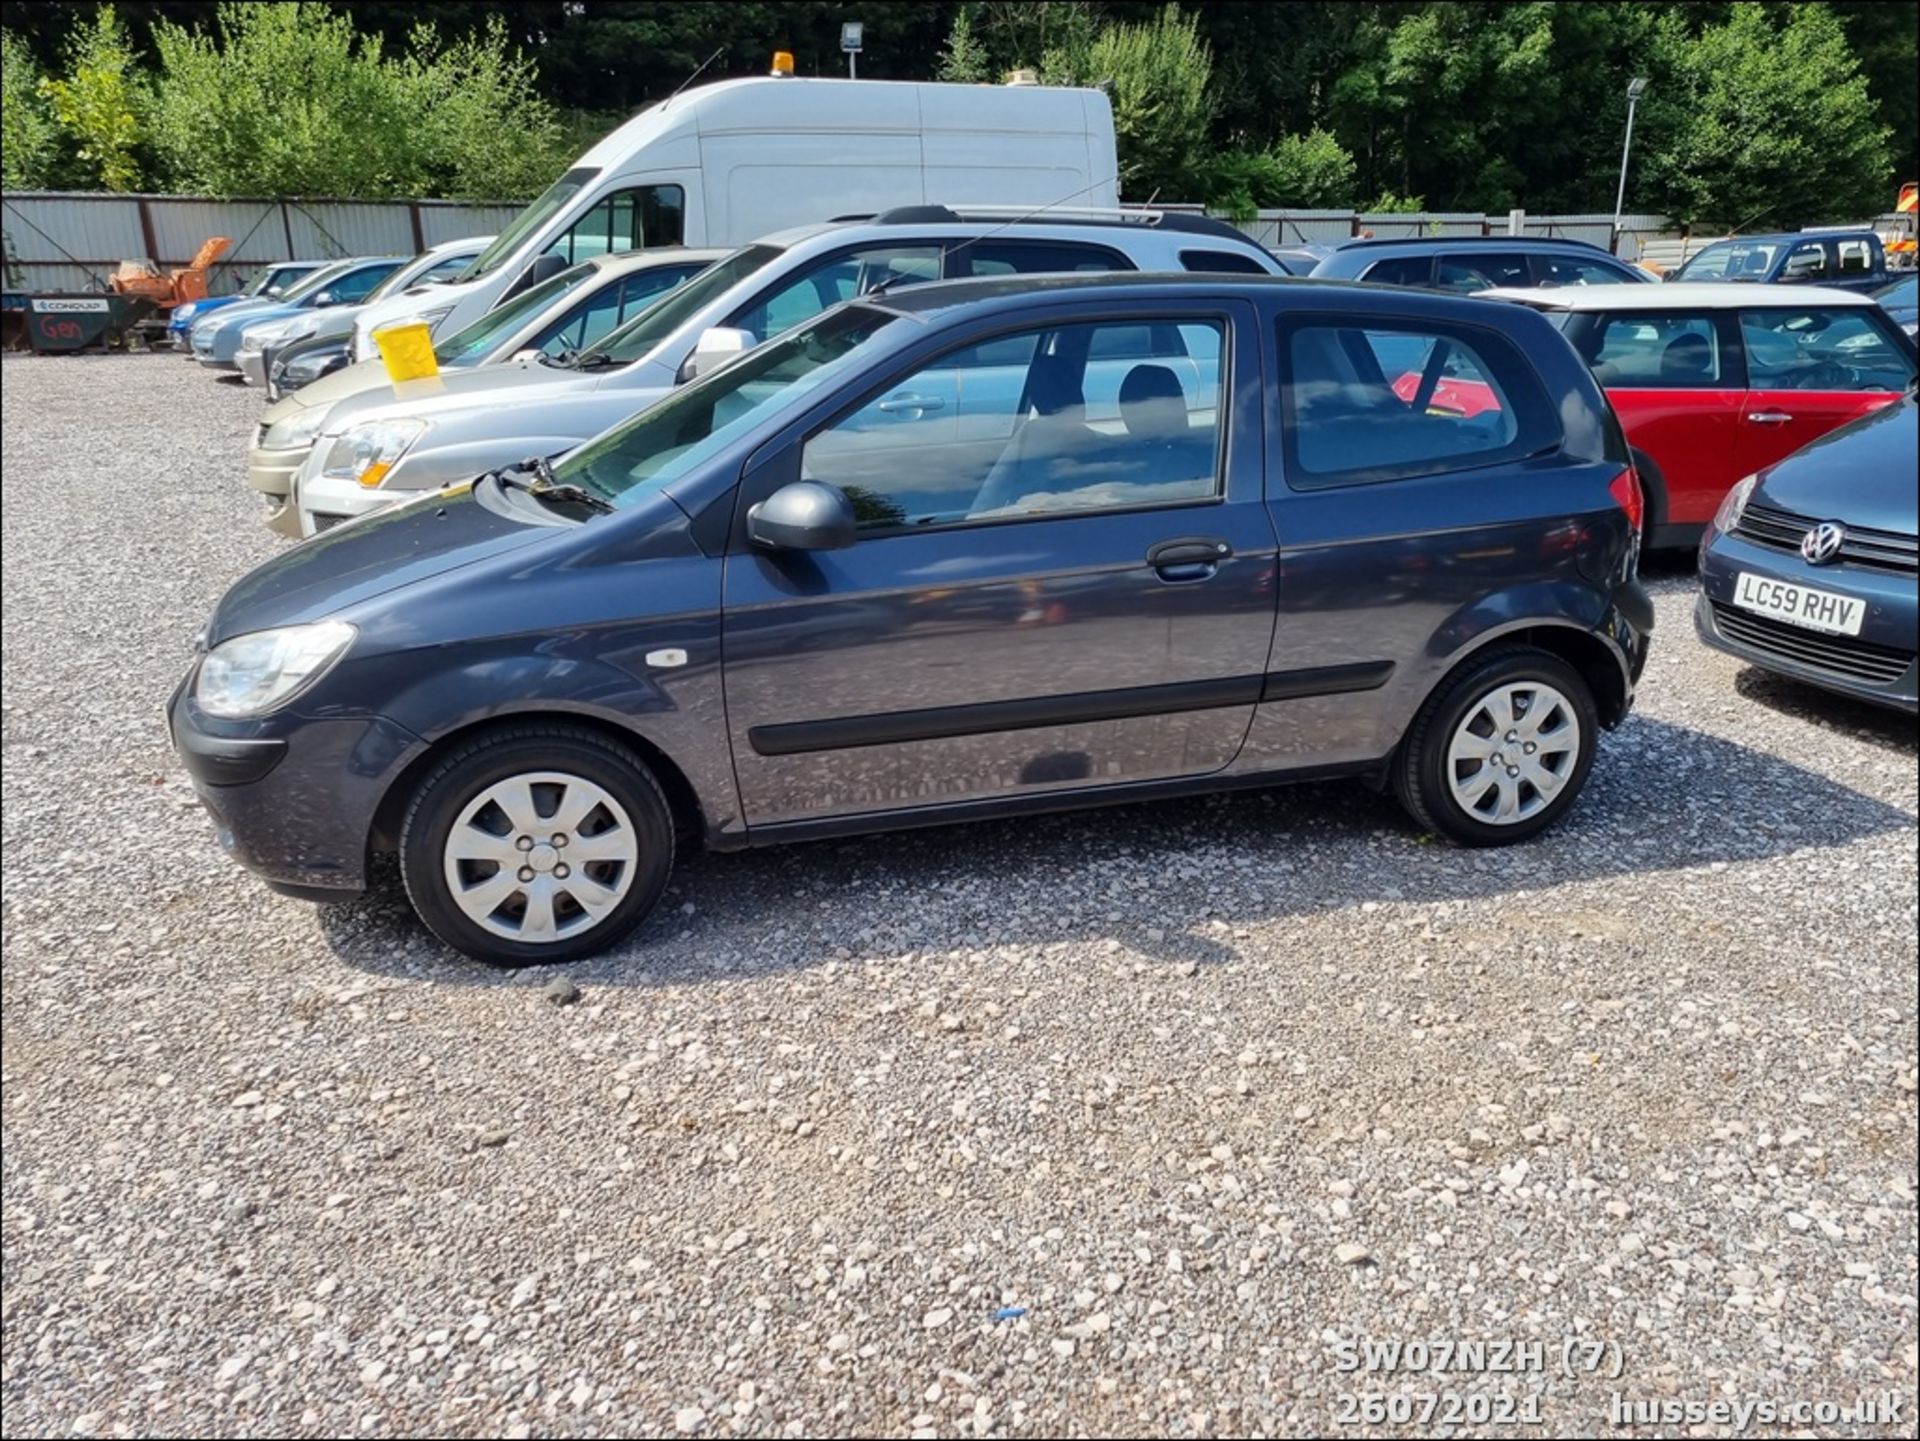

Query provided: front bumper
[235,346,269,387]
[246,441,312,539]
[168,672,422,896]
[297,470,411,538]
[1696,527,1919,713]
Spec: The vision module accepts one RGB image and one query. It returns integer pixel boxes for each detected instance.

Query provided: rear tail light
[1608,467,1645,534]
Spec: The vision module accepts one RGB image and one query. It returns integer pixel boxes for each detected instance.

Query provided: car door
[1577,309,1746,528]
[1737,304,1916,482]
[720,301,1277,829]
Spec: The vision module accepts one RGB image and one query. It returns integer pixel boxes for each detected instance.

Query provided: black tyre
[399,723,675,965]
[1394,646,1598,846]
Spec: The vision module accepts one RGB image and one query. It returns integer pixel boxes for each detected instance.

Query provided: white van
[351,74,1118,358]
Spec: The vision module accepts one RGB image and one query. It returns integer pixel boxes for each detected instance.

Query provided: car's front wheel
[399,724,675,965]
[1395,646,1598,845]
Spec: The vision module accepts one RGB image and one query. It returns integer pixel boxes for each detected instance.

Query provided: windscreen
[433,262,598,366]
[459,167,601,281]
[280,260,358,302]
[578,245,783,367]
[555,306,896,506]
[1675,240,1784,281]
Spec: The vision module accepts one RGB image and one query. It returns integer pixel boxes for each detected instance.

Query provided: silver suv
[290,207,1283,535]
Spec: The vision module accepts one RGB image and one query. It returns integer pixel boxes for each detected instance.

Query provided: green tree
[38,3,145,190]
[1048,3,1213,200]
[1639,1,1891,227]
[395,16,568,200]
[2,30,60,187]
[937,6,992,85]
[1202,128,1357,218]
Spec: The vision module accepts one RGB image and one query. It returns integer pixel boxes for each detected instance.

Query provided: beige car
[246,247,725,536]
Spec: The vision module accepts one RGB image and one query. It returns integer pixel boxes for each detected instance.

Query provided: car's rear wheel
[1394,647,1597,845]
[399,724,675,965]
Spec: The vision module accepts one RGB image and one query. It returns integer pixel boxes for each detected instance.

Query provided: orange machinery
[109,235,231,312]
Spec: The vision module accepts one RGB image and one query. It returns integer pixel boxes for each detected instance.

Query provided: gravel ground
[3,352,1916,1439]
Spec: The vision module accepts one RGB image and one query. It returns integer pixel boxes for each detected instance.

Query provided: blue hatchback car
[170,274,1653,964]
[1697,392,1918,711]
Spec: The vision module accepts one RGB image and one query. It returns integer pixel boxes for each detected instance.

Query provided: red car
[1483,284,1917,547]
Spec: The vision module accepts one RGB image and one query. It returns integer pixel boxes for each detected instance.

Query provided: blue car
[1697,392,1917,711]
[169,273,1652,965]
[189,256,404,369]
[1671,231,1892,295]
[167,261,328,347]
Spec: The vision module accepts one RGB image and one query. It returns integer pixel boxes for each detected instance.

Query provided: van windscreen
[460,167,601,281]
[580,245,784,367]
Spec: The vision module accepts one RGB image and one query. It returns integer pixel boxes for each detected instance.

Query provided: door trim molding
[746,661,1393,757]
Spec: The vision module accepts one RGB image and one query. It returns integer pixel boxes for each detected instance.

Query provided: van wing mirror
[501,252,569,303]
[679,326,755,384]
[746,481,857,552]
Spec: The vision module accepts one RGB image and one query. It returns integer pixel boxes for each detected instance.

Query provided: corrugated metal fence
[1,191,522,294]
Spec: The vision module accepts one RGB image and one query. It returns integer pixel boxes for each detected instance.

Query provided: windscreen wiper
[566,352,625,371]
[493,456,613,514]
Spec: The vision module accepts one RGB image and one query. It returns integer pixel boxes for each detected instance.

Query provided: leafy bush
[1,31,58,188]
[37,5,144,191]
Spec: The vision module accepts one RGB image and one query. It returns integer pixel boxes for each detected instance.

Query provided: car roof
[1693,230,1879,244]
[862,271,1402,318]
[757,208,1267,252]
[1478,282,1880,311]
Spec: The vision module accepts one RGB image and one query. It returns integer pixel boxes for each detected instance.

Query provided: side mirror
[511,347,544,363]
[312,289,338,307]
[500,252,569,303]
[678,326,755,383]
[746,481,856,552]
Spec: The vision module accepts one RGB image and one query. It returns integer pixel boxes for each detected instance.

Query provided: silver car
[246,248,724,535]
[291,208,1285,535]
[231,236,491,388]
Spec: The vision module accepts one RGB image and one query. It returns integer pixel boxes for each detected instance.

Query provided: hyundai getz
[170,275,1654,966]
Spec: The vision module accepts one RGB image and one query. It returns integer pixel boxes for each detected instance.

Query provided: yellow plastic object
[373,321,438,384]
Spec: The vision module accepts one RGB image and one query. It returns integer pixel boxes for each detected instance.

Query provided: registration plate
[1733,571,1865,637]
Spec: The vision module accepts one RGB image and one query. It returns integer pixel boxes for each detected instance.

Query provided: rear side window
[1835,238,1873,275]
[1279,318,1555,488]
[953,240,1129,277]
[1587,313,1723,387]
[1359,256,1432,287]
[1536,254,1632,287]
[1180,248,1269,274]
[1434,253,1532,292]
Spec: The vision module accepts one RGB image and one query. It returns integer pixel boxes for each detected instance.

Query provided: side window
[1741,308,1914,391]
[417,254,475,285]
[616,266,696,325]
[1780,241,1829,281]
[802,317,1227,530]
[1280,319,1553,488]
[330,264,397,303]
[732,245,942,343]
[1434,253,1532,292]
[955,240,1130,276]
[539,283,630,356]
[1179,248,1270,274]
[1359,256,1433,287]
[1537,254,1632,287]
[1835,238,1873,275]
[1587,313,1723,388]
[545,185,686,265]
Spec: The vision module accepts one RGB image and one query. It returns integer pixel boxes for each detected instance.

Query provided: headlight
[320,418,427,488]
[196,621,356,718]
[173,302,198,322]
[261,406,327,450]
[1713,473,1758,533]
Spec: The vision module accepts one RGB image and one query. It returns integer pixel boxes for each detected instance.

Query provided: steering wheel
[1794,359,1855,390]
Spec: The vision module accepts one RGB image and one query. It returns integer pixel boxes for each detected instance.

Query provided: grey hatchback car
[170,274,1653,965]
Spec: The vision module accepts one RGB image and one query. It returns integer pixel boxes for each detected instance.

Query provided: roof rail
[863,204,1253,243]
[1337,233,1609,251]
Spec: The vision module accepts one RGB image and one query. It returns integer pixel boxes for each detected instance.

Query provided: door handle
[876,393,946,414]
[1747,411,1794,424]
[1148,536,1232,580]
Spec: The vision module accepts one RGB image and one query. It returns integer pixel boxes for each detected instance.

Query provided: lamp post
[1612,76,1650,250]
